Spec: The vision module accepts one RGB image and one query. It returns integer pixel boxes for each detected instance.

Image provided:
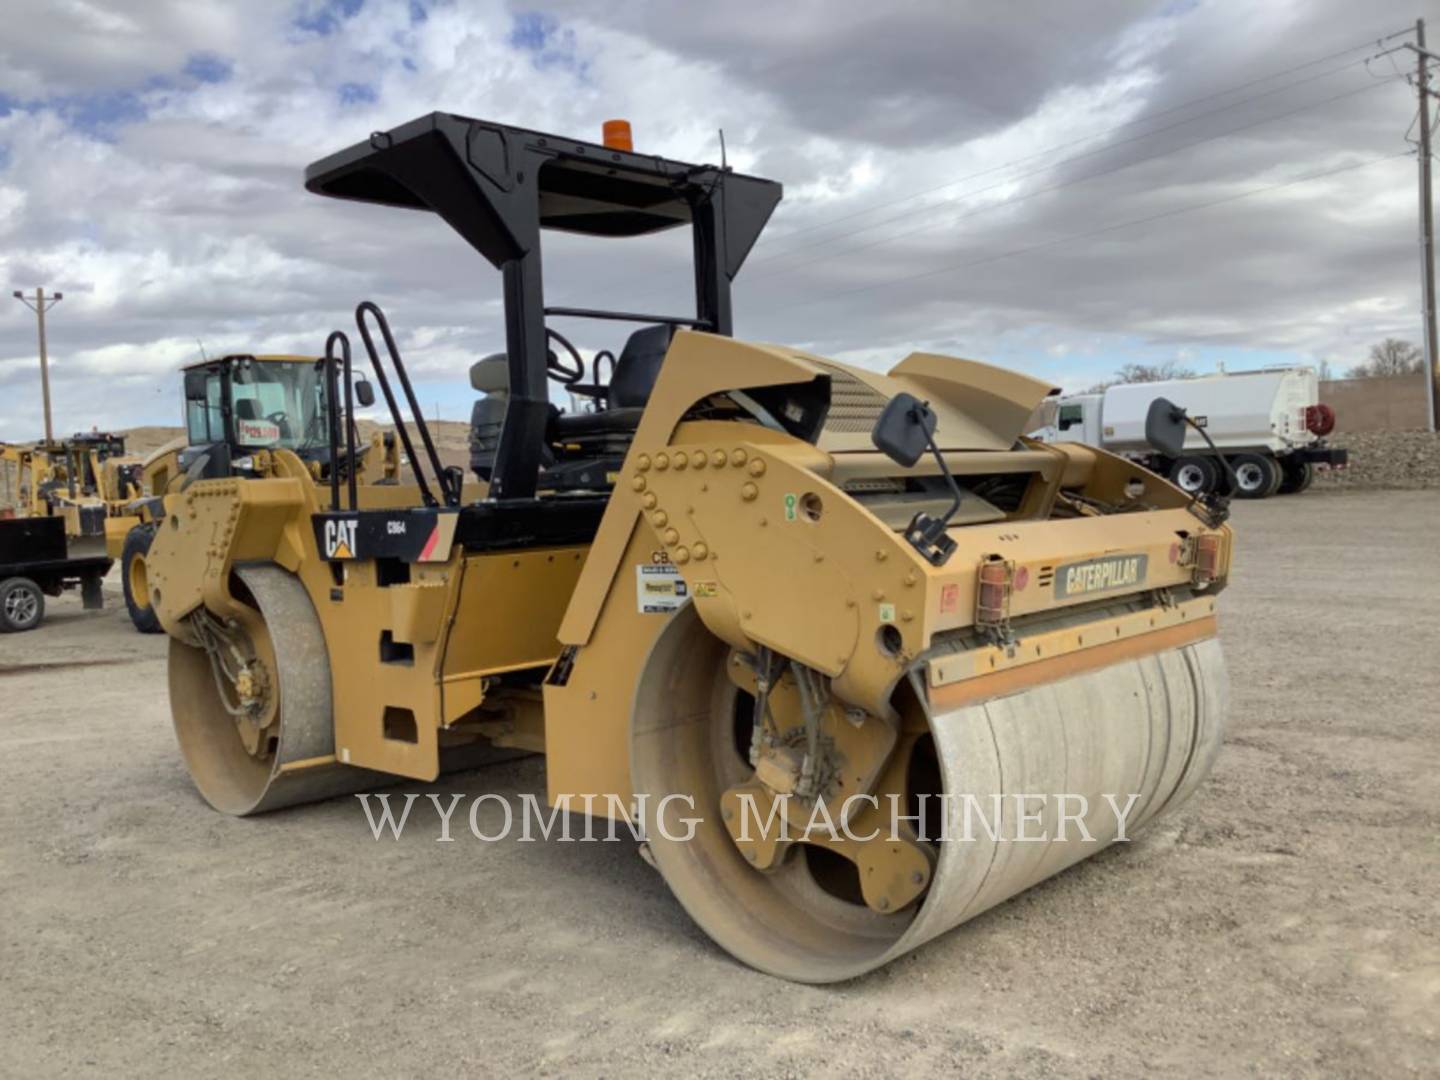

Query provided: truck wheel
[0,576,44,632]
[122,524,162,633]
[1278,460,1314,495]
[1168,456,1217,495]
[1230,453,1279,499]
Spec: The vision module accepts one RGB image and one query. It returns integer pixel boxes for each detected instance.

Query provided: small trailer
[0,514,112,632]
[1032,367,1346,497]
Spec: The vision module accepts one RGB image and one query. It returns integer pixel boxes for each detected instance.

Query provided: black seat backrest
[235,398,260,420]
[608,324,675,409]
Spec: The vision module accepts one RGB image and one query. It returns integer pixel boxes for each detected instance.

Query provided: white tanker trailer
[1032,367,1346,497]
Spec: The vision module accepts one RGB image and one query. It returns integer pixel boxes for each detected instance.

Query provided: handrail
[354,301,457,508]
[321,331,359,511]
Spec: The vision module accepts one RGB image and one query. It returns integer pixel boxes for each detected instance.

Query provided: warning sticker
[695,581,719,598]
[237,418,281,447]
[636,563,688,613]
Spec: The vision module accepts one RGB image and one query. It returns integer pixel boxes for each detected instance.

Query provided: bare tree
[1087,359,1197,392]
[1347,338,1423,378]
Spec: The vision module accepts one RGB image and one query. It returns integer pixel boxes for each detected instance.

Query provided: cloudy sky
[0,0,1434,440]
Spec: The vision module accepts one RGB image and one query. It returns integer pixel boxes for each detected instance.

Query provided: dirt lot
[2,489,1437,1077]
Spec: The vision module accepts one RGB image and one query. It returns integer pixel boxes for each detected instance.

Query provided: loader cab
[180,355,350,479]
[305,112,783,503]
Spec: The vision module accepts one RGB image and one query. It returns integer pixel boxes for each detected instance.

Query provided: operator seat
[551,323,674,439]
[468,353,510,480]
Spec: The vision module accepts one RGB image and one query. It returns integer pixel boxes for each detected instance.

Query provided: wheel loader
[1,431,144,556]
[107,353,407,632]
[147,113,1233,982]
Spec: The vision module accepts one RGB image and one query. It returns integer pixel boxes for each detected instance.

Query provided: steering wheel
[545,327,585,386]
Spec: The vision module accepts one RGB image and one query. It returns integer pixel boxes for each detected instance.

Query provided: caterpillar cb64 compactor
[148,114,1233,982]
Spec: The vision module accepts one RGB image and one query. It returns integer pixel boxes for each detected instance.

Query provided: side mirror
[354,379,376,408]
[871,392,937,468]
[1145,397,1188,458]
[183,370,208,399]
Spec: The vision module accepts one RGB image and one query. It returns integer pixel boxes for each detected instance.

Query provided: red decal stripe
[419,523,441,561]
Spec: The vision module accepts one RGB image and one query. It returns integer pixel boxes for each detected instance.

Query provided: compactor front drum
[632,605,1227,983]
[168,565,384,815]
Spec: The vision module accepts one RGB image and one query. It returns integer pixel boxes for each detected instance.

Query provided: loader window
[185,371,225,445]
[229,361,330,452]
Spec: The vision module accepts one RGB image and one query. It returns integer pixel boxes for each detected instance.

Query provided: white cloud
[0,0,1431,440]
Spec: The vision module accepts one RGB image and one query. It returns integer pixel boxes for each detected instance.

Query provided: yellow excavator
[144,114,1233,982]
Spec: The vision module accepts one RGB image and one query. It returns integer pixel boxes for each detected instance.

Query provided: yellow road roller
[145,113,1233,982]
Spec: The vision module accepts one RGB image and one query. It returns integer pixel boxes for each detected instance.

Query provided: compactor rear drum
[632,605,1227,983]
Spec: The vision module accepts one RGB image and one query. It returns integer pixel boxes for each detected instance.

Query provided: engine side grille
[813,361,890,434]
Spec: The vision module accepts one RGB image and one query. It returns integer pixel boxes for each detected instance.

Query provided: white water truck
[1032,367,1345,497]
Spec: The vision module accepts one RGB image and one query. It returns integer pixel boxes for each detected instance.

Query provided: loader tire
[1278,460,1314,495]
[1230,453,1279,499]
[0,576,45,632]
[122,524,162,634]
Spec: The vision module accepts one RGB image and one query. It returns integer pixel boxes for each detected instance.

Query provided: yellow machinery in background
[146,114,1234,982]
[107,353,404,632]
[1,432,143,555]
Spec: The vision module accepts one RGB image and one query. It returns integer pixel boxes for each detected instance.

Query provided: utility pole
[1411,19,1440,432]
[11,287,63,444]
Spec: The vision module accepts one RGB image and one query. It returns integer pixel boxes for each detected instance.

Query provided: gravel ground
[1,489,1437,1077]
[1316,429,1440,490]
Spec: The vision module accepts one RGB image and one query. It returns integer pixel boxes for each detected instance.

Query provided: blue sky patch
[61,90,150,138]
[339,81,378,105]
[294,0,364,36]
[508,11,587,76]
[184,53,234,84]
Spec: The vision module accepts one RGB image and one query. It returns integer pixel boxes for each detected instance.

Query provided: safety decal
[636,563,688,613]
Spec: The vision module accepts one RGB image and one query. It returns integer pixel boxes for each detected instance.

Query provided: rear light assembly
[1192,533,1223,587]
[976,557,1014,634]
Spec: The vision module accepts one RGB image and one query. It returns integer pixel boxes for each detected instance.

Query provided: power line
[749,54,1387,269]
[742,76,1402,283]
[760,32,1406,248]
[778,151,1410,312]
[592,28,1409,307]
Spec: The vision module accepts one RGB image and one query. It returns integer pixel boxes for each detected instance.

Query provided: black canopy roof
[304,112,781,273]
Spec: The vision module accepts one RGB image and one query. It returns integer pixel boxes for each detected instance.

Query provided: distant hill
[118,419,474,473]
